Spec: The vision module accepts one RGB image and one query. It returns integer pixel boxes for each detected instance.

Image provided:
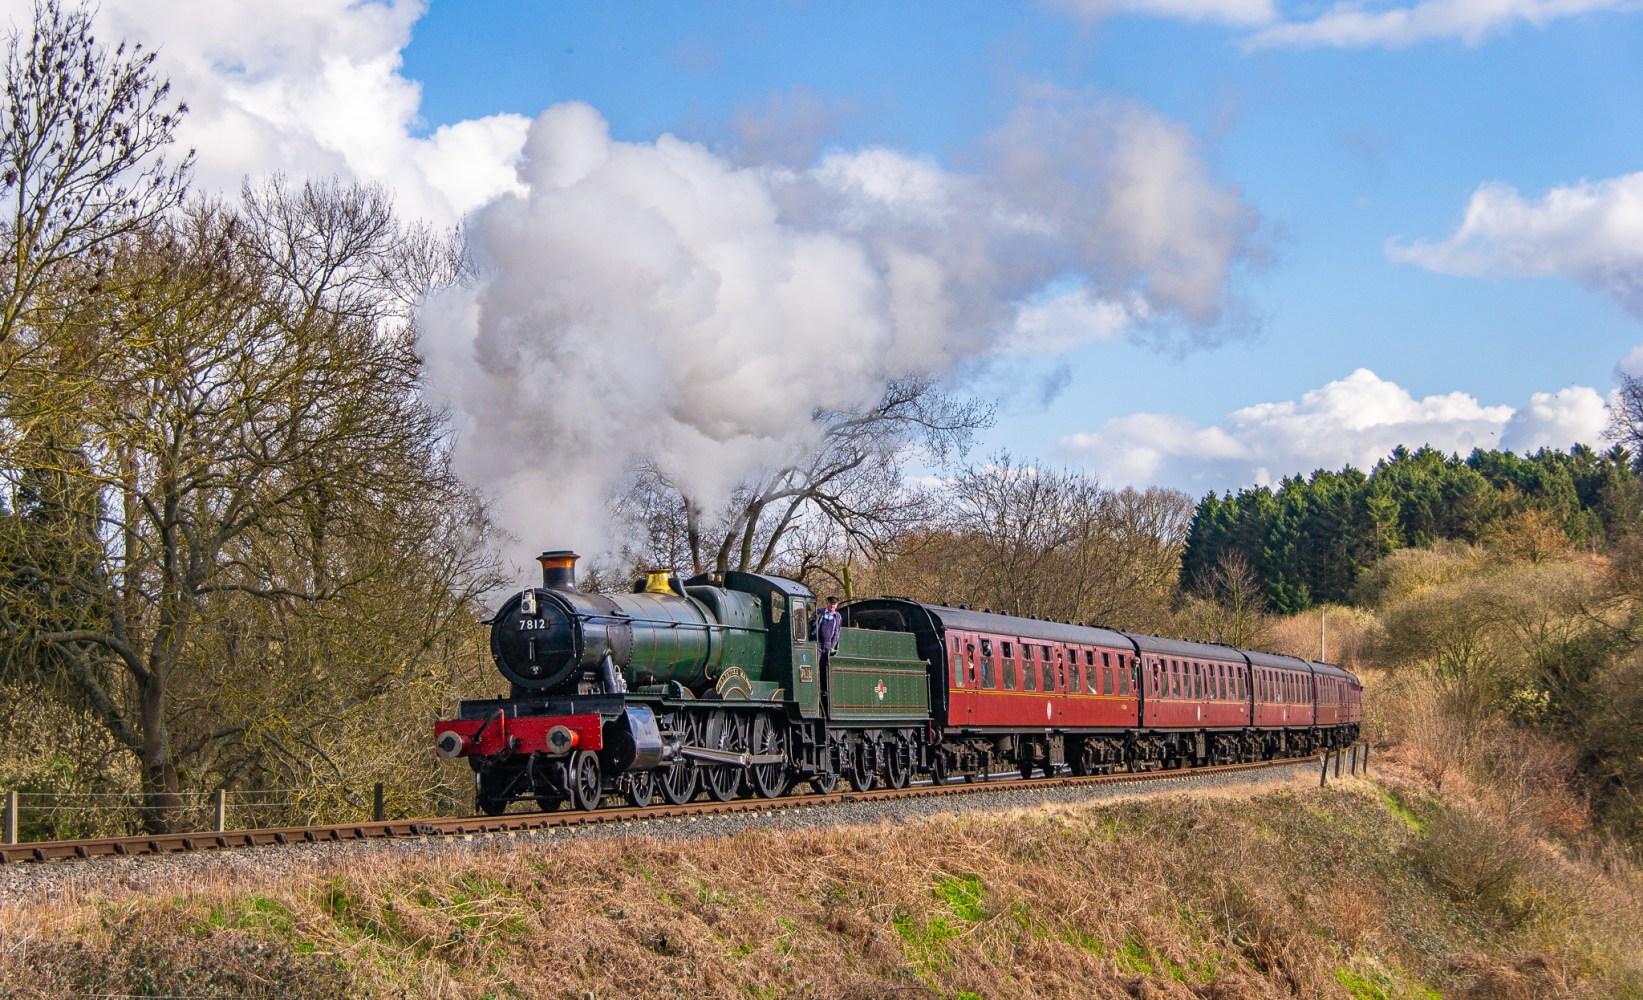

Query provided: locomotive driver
[812,596,842,668]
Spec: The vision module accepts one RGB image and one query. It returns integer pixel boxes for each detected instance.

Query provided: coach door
[949,632,977,727]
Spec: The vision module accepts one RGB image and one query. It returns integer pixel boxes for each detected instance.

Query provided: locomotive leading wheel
[567,750,602,812]
[748,715,789,799]
[624,769,655,809]
[476,769,515,816]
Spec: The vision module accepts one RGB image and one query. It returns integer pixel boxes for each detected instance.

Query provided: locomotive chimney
[538,550,579,591]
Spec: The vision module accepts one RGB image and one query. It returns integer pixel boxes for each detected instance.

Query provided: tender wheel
[624,769,655,808]
[567,751,603,812]
[847,739,878,792]
[930,754,949,786]
[883,742,910,790]
[749,715,789,799]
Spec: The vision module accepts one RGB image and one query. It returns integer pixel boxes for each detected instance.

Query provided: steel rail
[0,755,1321,866]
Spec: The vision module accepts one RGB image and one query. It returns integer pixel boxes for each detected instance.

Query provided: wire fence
[1,783,467,844]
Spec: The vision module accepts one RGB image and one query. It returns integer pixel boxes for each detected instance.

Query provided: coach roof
[904,603,1133,650]
[1122,633,1245,663]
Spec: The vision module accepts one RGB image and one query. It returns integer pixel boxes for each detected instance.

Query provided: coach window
[1003,647,1017,690]
[951,638,963,685]
[1218,665,1227,701]
[965,643,978,685]
[1022,645,1036,691]
[1120,658,1132,696]
[1102,662,1114,695]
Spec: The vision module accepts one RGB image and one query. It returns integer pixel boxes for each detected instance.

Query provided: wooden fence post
[213,788,226,832]
[1335,747,1343,779]
[1320,752,1329,787]
[373,782,385,822]
[3,790,16,845]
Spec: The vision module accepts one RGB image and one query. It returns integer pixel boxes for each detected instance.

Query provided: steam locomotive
[434,551,1363,814]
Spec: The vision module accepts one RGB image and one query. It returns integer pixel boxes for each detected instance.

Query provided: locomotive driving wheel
[703,710,747,802]
[567,750,602,812]
[748,714,789,799]
[658,713,699,805]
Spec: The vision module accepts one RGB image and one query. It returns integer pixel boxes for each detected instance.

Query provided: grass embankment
[1,766,1639,999]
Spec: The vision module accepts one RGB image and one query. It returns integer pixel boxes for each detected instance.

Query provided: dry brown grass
[0,764,1639,1000]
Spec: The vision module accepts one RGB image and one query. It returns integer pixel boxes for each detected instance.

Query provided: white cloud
[1060,367,1611,493]
[1390,172,1643,318]
[0,0,529,225]
[1245,0,1638,47]
[1050,0,1640,47]
[1048,0,1279,27]
[1619,345,1643,376]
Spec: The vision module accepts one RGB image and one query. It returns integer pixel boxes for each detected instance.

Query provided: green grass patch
[934,874,986,922]
[1377,786,1427,833]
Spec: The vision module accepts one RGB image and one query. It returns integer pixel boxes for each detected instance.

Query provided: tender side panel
[826,627,928,723]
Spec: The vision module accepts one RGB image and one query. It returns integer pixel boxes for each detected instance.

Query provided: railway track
[0,755,1328,865]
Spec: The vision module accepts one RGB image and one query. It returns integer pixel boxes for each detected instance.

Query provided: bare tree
[3,184,497,831]
[0,0,191,362]
[1608,371,1643,465]
[1183,550,1273,649]
[620,374,989,578]
[860,455,1191,630]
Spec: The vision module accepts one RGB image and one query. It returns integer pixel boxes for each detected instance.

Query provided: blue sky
[13,0,1640,548]
[399,1,1639,492]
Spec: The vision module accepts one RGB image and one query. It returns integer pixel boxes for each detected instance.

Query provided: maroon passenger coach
[844,598,1361,782]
